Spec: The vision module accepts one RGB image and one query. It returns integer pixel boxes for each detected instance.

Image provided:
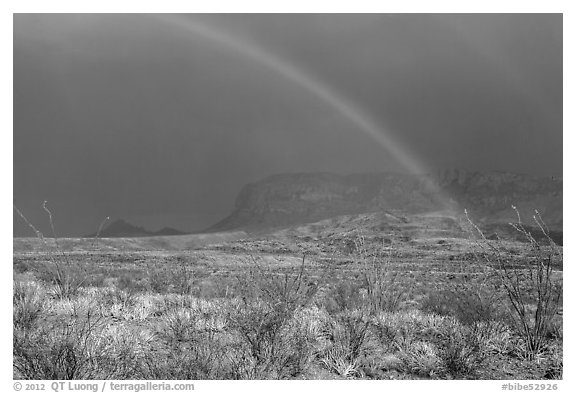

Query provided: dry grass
[13,207,562,379]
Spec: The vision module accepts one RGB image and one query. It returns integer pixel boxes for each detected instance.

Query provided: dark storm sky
[13,14,562,237]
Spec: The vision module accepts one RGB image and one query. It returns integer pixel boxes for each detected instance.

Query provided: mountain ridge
[85,219,188,238]
[207,169,562,233]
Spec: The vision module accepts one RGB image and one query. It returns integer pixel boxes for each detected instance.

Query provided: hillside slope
[207,170,562,233]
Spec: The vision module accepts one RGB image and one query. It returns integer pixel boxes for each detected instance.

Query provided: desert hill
[207,170,562,234]
[85,219,187,238]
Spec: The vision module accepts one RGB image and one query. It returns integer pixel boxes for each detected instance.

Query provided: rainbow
[152,15,458,212]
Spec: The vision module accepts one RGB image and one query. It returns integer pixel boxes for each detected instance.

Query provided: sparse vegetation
[13,205,562,379]
[15,203,88,299]
[465,207,563,361]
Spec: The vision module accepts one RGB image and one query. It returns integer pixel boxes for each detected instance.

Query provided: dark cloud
[13,14,562,236]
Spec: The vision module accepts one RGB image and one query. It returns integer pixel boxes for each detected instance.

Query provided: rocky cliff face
[207,170,562,233]
[436,169,562,228]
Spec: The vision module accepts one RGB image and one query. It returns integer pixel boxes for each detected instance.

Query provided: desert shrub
[147,267,171,294]
[398,340,441,378]
[13,259,32,274]
[354,234,409,314]
[170,257,195,295]
[319,234,408,315]
[95,324,156,378]
[224,300,293,378]
[374,309,442,351]
[319,346,363,378]
[110,288,138,310]
[14,307,158,379]
[372,309,487,378]
[14,311,111,379]
[466,208,563,360]
[370,318,398,354]
[222,255,318,378]
[14,203,88,299]
[142,339,226,379]
[542,343,563,380]
[225,311,315,379]
[322,280,364,314]
[146,259,200,295]
[87,287,141,322]
[389,315,485,378]
[25,258,89,299]
[334,312,371,365]
[420,285,507,326]
[280,313,318,376]
[316,310,374,378]
[546,316,563,340]
[116,273,148,293]
[49,263,87,299]
[13,280,46,331]
[143,305,226,379]
[82,272,106,288]
[469,320,515,356]
[161,307,199,343]
[435,318,484,377]
[245,256,317,309]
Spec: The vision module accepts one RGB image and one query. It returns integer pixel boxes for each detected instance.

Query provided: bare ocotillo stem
[14,204,45,242]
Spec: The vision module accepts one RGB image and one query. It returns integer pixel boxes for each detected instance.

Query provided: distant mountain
[154,227,189,236]
[206,170,562,234]
[86,219,187,238]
